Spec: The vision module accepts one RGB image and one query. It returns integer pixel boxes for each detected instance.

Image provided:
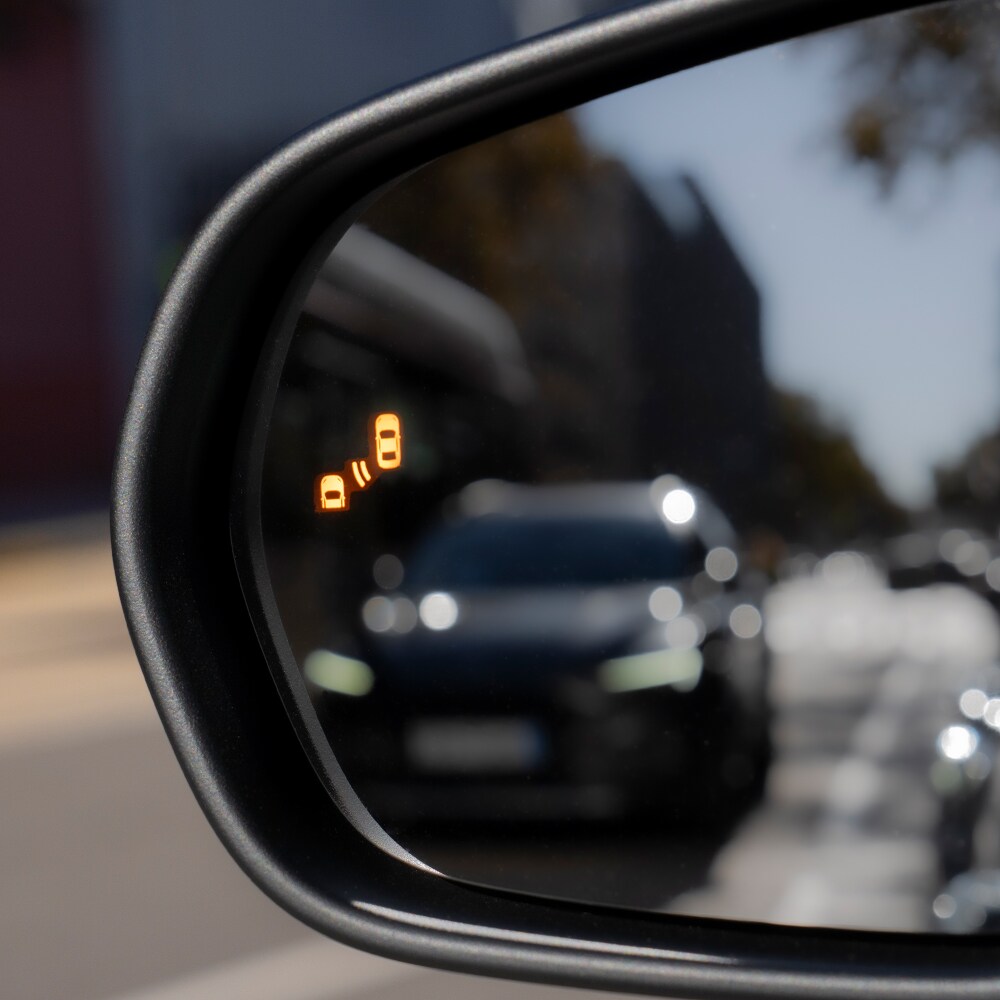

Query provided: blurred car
[318,477,771,829]
[930,664,1000,931]
[932,870,1000,934]
[885,528,1000,611]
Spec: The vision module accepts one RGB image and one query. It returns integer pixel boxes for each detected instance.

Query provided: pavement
[0,515,642,1000]
[1,518,993,998]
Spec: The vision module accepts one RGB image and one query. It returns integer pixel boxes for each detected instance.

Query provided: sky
[576,22,1000,507]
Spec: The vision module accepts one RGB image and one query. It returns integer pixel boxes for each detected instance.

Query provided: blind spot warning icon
[315,413,403,514]
[351,459,373,488]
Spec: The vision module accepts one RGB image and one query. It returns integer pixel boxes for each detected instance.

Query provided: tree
[766,388,908,545]
[833,2,1000,188]
[934,429,1000,527]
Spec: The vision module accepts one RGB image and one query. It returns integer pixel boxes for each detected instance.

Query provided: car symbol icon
[317,473,348,511]
[373,413,402,470]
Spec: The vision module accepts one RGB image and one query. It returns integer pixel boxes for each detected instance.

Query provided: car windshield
[405,515,699,591]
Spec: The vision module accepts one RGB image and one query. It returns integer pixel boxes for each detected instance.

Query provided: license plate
[406,718,546,773]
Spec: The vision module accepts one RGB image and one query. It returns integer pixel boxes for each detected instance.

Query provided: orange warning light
[315,413,403,513]
[351,459,373,488]
[373,412,402,470]
[316,473,348,512]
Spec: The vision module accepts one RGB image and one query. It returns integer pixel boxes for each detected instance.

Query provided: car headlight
[597,648,703,694]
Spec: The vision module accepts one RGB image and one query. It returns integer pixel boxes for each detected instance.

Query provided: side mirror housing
[113,1,999,996]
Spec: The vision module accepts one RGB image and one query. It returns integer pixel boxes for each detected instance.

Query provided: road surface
[0,515,637,1000]
[2,519,994,998]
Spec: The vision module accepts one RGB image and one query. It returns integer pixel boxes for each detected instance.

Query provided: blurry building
[494,159,768,524]
[2,0,634,520]
[628,174,768,522]
[358,109,769,523]
[0,0,743,521]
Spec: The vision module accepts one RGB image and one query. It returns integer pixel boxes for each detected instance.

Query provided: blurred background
[0,2,647,998]
[9,1,1000,996]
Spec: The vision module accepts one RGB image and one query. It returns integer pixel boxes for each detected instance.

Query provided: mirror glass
[251,0,1000,933]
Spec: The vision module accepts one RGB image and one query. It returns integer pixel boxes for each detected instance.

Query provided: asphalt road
[0,516,637,1000]
[3,519,996,998]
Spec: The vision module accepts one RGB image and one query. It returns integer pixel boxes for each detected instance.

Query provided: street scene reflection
[259,1,1000,933]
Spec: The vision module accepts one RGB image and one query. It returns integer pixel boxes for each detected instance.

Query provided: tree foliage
[934,429,1000,525]
[835,1,1000,187]
[767,389,908,544]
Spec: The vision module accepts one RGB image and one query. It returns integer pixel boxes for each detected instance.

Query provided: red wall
[0,7,111,513]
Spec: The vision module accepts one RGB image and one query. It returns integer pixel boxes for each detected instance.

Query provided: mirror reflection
[255,0,1000,932]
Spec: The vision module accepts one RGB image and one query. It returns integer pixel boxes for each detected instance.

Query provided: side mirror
[113,0,1000,996]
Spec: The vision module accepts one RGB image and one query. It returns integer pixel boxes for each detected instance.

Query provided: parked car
[885,528,1000,613]
[931,664,1000,931]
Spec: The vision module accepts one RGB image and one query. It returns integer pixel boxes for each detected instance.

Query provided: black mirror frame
[112,0,1000,996]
